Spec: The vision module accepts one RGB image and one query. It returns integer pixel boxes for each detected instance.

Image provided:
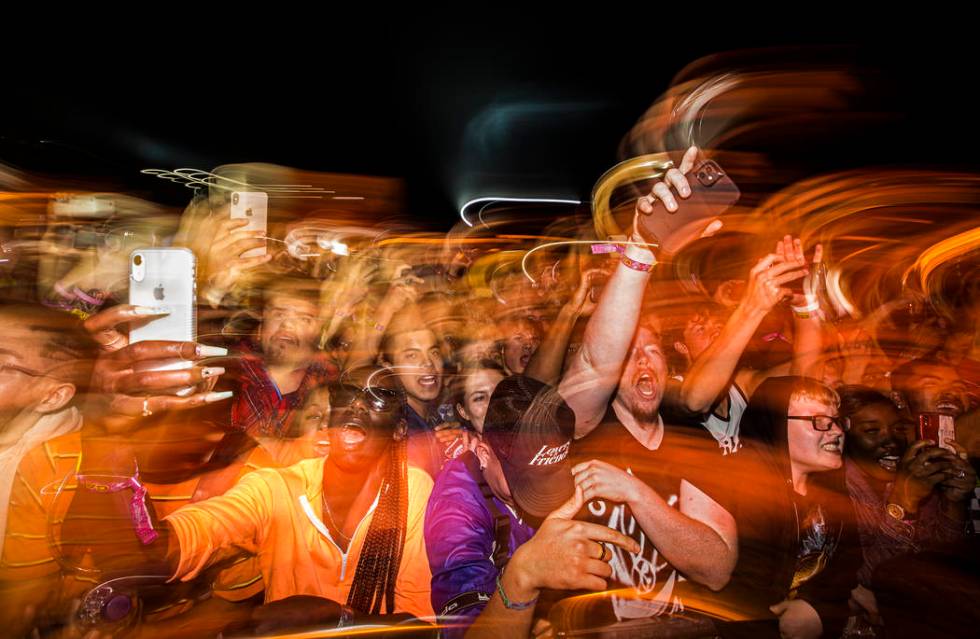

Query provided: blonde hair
[790,379,841,409]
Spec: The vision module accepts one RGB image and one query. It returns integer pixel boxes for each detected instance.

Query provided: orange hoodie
[165,457,434,618]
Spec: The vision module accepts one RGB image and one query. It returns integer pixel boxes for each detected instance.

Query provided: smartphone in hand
[636,156,740,256]
[917,412,957,453]
[129,248,197,373]
[231,191,268,258]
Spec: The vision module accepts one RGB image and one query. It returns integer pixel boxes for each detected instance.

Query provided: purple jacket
[425,454,536,638]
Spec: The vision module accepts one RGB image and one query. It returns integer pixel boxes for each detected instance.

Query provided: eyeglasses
[788,415,850,432]
[331,384,401,413]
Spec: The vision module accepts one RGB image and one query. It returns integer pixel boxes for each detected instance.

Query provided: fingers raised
[678,146,699,174]
[547,485,585,521]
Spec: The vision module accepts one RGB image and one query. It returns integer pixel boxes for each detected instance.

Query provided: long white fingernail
[196,345,228,357]
[176,386,195,397]
[201,366,226,378]
[133,306,170,316]
[204,391,234,403]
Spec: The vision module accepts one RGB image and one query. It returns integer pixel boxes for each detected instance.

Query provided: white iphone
[230,191,268,258]
[129,248,197,372]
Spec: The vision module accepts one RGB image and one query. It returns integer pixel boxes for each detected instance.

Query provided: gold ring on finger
[596,541,610,562]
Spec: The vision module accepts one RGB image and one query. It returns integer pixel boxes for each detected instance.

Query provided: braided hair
[345,436,409,615]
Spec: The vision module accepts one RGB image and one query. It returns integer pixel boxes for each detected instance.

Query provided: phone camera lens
[232,193,240,205]
[133,254,143,266]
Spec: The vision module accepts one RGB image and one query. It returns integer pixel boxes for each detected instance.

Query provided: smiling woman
[839,386,909,480]
[838,384,972,590]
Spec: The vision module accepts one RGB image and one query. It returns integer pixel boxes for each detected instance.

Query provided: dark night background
[2,19,976,227]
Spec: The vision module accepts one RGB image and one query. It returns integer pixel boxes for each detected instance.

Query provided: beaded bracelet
[496,570,538,610]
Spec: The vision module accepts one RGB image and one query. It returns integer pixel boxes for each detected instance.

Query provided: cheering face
[297,386,332,458]
[387,329,444,405]
[458,368,505,433]
[846,402,912,481]
[501,319,541,375]
[787,396,845,476]
[327,370,404,472]
[902,362,970,418]
[327,325,355,372]
[616,324,668,424]
[682,311,724,361]
[260,295,321,365]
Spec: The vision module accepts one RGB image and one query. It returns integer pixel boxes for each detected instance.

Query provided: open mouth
[418,374,438,388]
[634,373,657,399]
[821,437,843,454]
[274,334,299,346]
[935,400,963,415]
[338,423,367,449]
[314,436,331,456]
[877,455,899,472]
[519,354,531,369]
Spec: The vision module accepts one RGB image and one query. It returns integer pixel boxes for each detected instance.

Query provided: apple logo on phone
[154,284,165,301]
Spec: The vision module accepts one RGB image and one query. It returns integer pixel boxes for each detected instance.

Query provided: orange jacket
[166,457,435,618]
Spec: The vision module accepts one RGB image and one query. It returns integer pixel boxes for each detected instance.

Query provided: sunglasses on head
[788,415,850,432]
[331,383,401,412]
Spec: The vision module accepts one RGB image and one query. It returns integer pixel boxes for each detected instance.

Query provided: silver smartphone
[230,191,268,258]
[129,248,197,372]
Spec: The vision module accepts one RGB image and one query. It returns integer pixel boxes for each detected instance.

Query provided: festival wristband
[791,299,820,318]
[622,254,653,272]
[76,465,159,545]
[622,240,655,271]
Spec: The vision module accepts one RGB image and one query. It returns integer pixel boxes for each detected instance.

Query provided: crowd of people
[2,75,980,639]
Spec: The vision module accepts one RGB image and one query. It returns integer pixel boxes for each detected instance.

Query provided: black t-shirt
[572,404,735,621]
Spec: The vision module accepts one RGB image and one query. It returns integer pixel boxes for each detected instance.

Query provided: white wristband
[792,300,820,315]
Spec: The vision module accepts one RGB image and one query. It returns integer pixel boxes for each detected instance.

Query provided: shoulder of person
[427,458,483,502]
[23,428,83,474]
[407,464,435,501]
[661,422,739,474]
[259,456,324,490]
[425,459,494,523]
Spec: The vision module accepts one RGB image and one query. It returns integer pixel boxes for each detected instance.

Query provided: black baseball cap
[482,375,576,519]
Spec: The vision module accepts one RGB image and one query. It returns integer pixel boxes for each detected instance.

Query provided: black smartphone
[636,157,740,256]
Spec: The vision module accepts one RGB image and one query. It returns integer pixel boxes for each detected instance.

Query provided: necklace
[322,493,351,543]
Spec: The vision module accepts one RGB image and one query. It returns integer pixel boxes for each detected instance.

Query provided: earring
[479,461,487,471]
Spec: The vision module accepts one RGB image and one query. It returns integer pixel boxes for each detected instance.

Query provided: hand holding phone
[917,412,957,453]
[129,248,197,375]
[891,439,956,512]
[635,146,739,255]
[230,191,268,258]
